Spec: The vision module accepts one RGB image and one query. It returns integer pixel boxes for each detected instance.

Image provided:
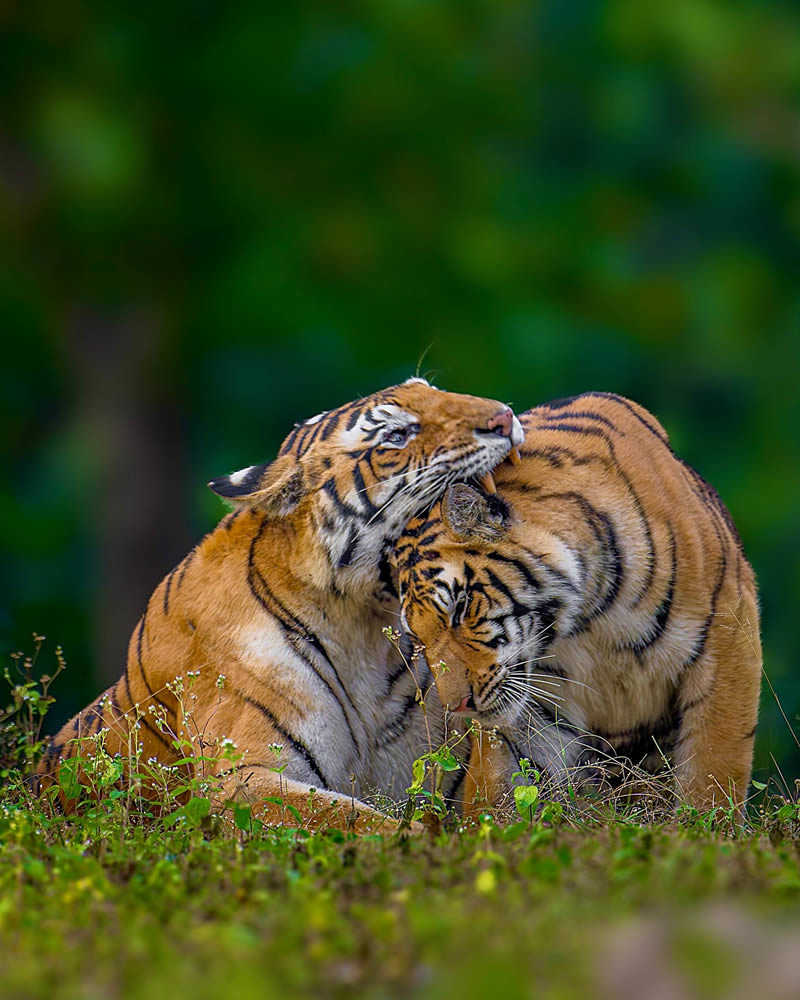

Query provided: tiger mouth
[474,446,522,495]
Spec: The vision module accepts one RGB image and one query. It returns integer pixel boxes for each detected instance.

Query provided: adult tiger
[393,392,761,817]
[40,378,524,831]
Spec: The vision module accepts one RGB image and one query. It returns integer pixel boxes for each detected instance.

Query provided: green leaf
[514,784,539,818]
[164,796,211,828]
[184,796,211,824]
[751,780,768,790]
[57,758,82,801]
[501,820,529,842]
[406,756,426,794]
[430,748,460,772]
[233,804,252,831]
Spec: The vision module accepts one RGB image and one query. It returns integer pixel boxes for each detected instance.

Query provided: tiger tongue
[478,471,497,494]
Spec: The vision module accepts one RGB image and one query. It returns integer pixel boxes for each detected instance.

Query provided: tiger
[393,391,761,818]
[39,378,524,832]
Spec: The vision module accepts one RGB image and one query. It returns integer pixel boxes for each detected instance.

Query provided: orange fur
[395,392,761,815]
[39,379,524,831]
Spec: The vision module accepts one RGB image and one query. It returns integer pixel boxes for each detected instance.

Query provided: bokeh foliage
[1,1,798,776]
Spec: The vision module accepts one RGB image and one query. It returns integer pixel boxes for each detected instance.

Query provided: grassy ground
[3,784,800,1000]
[3,645,800,999]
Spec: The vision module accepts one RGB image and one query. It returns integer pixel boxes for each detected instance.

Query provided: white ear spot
[304,410,327,425]
[229,465,256,486]
[403,376,432,387]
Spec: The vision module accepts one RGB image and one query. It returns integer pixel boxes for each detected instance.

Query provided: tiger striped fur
[393,392,761,816]
[40,378,524,831]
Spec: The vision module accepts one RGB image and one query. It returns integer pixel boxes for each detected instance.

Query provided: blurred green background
[1,0,798,781]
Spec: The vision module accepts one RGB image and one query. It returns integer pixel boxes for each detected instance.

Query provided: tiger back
[394,392,761,815]
[40,378,524,831]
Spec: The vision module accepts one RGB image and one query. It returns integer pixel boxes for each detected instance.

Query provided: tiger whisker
[354,457,444,496]
[504,654,557,670]
[508,622,558,657]
[507,667,600,696]
[490,680,565,715]
[365,465,445,525]
[502,679,565,706]
[501,686,565,721]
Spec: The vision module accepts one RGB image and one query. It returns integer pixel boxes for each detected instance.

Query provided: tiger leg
[673,622,761,813]
[192,685,419,833]
[461,730,513,821]
[216,765,414,834]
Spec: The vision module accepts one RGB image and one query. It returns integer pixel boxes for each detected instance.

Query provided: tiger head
[208,378,523,585]
[394,482,574,727]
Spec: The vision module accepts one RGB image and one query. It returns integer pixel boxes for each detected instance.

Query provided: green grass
[4,784,800,999]
[3,642,800,999]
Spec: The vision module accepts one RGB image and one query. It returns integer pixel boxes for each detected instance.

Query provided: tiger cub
[394,392,761,816]
[41,378,523,832]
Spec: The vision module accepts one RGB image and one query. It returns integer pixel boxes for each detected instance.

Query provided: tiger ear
[442,483,508,541]
[208,455,304,517]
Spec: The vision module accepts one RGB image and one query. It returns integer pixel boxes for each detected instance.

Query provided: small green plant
[0,634,66,773]
[382,624,469,825]
[512,757,541,824]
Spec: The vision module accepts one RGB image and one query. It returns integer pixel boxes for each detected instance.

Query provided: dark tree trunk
[65,308,192,688]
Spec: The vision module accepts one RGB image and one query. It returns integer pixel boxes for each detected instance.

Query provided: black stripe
[589,393,670,445]
[293,423,317,458]
[233,687,329,787]
[682,514,728,670]
[533,395,582,412]
[122,669,133,708]
[320,408,343,441]
[537,409,622,434]
[484,569,533,617]
[135,612,176,723]
[279,424,303,456]
[163,566,178,615]
[599,703,681,766]
[322,476,376,527]
[534,422,657,605]
[376,694,419,749]
[518,447,568,469]
[400,517,438,540]
[681,692,710,712]
[621,525,677,661]
[352,462,379,519]
[177,549,195,589]
[535,392,669,444]
[138,712,175,751]
[225,508,244,532]
[517,542,580,593]
[485,551,542,593]
[338,524,359,568]
[377,550,398,599]
[385,659,408,691]
[247,525,365,751]
[681,459,745,555]
[537,492,623,629]
[345,405,364,431]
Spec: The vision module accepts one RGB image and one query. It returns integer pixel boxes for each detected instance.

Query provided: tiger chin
[39,378,523,833]
[394,392,762,820]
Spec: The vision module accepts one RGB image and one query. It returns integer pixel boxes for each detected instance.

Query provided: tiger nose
[487,406,514,437]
